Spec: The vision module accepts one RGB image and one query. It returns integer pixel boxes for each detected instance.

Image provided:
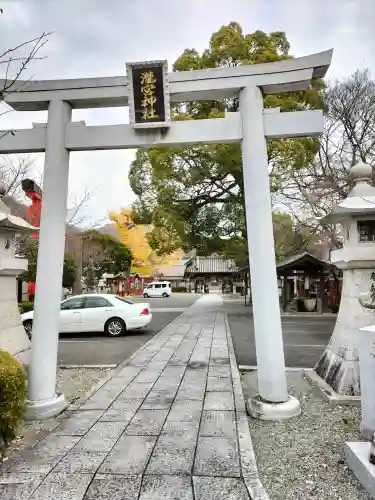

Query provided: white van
[143,281,172,298]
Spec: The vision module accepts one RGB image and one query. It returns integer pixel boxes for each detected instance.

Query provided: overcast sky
[0,0,374,227]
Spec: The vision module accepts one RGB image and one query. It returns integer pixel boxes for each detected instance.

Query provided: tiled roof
[155,263,186,279]
[185,256,239,274]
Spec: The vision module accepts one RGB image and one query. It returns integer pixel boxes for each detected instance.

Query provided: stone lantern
[0,183,39,364]
[314,162,375,397]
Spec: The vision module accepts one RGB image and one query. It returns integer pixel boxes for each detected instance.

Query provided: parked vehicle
[143,281,172,298]
[21,294,152,339]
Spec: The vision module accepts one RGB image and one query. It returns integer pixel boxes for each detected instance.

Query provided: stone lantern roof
[321,163,375,224]
[0,182,39,233]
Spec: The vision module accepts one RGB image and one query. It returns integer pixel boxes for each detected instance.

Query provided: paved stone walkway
[0,295,267,500]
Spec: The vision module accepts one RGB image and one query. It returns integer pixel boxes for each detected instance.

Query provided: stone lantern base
[0,270,31,365]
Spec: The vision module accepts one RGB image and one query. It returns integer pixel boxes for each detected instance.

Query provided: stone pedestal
[315,268,375,396]
[0,183,38,365]
[346,442,375,498]
[358,324,375,440]
[0,271,31,365]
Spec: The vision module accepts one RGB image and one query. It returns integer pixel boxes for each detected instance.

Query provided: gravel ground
[2,367,113,462]
[241,370,371,500]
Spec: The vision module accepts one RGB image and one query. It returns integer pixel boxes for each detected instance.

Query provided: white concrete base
[25,393,68,421]
[305,369,361,407]
[346,442,375,499]
[246,394,301,421]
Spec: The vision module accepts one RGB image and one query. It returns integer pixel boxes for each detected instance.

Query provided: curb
[224,313,271,500]
[58,364,117,369]
[304,369,361,407]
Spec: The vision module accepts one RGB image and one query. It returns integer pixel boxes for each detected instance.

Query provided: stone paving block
[73,421,126,453]
[55,410,103,436]
[204,391,235,411]
[101,377,131,393]
[168,355,190,365]
[175,384,205,401]
[162,365,186,377]
[152,348,176,362]
[146,361,169,372]
[166,400,202,423]
[208,366,231,378]
[118,382,154,399]
[115,366,143,379]
[209,357,230,366]
[200,411,236,438]
[193,476,250,500]
[79,392,119,410]
[146,434,197,475]
[206,376,233,392]
[151,377,181,393]
[9,435,81,473]
[183,368,208,380]
[110,397,144,411]
[29,472,93,500]
[187,361,209,370]
[177,324,191,334]
[53,451,107,474]
[194,436,241,477]
[139,475,193,500]
[99,435,156,475]
[0,472,45,499]
[161,419,200,438]
[83,474,142,500]
[125,409,168,436]
[133,370,162,383]
[128,353,156,366]
[99,405,142,422]
[141,390,175,410]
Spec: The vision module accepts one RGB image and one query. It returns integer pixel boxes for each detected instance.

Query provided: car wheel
[105,317,126,337]
[162,292,168,298]
[144,293,149,298]
[23,320,33,340]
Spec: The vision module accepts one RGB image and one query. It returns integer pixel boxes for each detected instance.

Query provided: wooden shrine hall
[276,251,341,314]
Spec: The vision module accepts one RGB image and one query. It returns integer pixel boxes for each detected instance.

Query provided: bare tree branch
[0,28,52,139]
[277,69,375,251]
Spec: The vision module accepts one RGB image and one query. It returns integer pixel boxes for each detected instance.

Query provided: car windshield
[114,296,134,305]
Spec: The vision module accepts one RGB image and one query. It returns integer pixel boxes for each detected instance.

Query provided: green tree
[129,23,325,259]
[62,254,77,288]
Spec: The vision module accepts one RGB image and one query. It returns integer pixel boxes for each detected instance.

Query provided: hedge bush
[18,301,34,314]
[0,351,27,457]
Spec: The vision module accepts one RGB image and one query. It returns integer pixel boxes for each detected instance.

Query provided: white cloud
[0,0,373,226]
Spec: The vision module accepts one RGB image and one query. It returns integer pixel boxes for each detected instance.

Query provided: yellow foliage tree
[109,209,183,276]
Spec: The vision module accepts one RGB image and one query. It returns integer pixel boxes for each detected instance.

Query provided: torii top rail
[0,50,332,154]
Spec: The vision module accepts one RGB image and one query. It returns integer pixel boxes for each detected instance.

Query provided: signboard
[126,60,171,129]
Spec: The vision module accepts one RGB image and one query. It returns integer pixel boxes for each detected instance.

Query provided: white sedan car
[21,294,152,338]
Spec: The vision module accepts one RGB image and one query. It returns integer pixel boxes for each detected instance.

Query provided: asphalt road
[225,301,336,368]
[57,294,198,366]
[57,294,336,368]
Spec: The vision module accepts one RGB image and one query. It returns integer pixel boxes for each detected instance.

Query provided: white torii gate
[0,49,333,420]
